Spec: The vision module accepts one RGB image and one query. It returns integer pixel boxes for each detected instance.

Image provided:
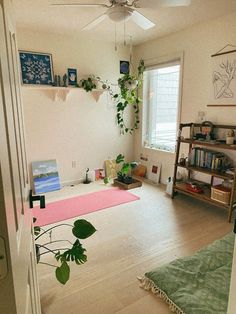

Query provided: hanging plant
[113,59,145,135]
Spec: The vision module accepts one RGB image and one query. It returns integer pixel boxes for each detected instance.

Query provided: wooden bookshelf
[172,123,236,222]
[176,163,234,180]
[179,138,236,151]
[174,182,229,209]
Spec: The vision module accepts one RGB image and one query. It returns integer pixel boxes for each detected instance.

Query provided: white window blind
[143,61,181,152]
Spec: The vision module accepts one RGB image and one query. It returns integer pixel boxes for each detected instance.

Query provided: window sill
[143,145,176,154]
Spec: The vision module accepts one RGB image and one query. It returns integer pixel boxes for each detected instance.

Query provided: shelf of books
[173,123,236,222]
[177,164,234,180]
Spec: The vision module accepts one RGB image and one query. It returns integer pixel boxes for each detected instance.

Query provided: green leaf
[55,261,70,285]
[59,240,87,264]
[130,162,138,169]
[73,219,97,239]
[116,154,125,164]
[103,177,110,184]
[121,163,130,174]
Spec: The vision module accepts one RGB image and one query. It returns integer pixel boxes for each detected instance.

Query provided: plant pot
[125,79,138,91]
[113,178,142,190]
[123,176,133,184]
[35,244,40,263]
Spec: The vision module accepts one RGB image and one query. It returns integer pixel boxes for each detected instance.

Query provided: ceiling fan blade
[159,0,191,7]
[82,13,107,30]
[51,3,109,8]
[131,10,155,30]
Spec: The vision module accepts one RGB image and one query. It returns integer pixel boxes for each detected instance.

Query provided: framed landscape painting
[32,159,61,194]
[19,51,54,85]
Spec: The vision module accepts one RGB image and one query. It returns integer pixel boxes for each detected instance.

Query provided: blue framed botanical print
[19,51,54,85]
[68,68,77,85]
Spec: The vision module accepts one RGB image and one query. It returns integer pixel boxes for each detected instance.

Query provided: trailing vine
[114,60,145,135]
[78,60,145,135]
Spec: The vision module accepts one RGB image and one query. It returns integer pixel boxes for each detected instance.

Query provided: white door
[0,1,41,313]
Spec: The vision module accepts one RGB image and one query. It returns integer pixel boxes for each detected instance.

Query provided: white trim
[142,51,184,153]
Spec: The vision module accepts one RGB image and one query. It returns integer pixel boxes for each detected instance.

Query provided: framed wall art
[120,61,130,74]
[105,159,118,179]
[68,68,77,85]
[19,51,54,85]
[32,159,61,194]
[209,44,236,106]
[147,162,162,184]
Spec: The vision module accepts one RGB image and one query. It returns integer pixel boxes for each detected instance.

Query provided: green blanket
[139,233,235,314]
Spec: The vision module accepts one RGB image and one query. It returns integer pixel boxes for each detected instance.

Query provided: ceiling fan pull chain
[115,23,117,51]
[129,36,133,65]
[124,15,126,46]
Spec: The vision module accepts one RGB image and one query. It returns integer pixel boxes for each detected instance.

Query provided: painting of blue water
[32,159,61,194]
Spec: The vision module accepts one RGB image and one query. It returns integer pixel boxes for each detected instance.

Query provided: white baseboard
[61,178,84,187]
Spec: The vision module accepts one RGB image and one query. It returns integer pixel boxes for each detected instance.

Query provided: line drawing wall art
[210,45,236,105]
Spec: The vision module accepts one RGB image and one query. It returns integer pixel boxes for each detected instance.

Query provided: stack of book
[188,147,227,171]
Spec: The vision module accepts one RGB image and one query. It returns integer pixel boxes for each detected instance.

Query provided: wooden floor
[37,182,233,314]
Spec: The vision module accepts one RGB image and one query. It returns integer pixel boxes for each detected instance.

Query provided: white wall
[18,29,134,185]
[134,11,236,183]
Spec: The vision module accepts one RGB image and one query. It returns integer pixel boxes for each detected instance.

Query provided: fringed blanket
[139,233,235,314]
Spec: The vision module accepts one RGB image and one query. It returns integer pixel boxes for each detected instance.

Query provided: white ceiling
[13,0,236,45]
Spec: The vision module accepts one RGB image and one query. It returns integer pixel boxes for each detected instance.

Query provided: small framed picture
[147,162,162,184]
[68,68,77,85]
[19,51,54,85]
[120,61,130,74]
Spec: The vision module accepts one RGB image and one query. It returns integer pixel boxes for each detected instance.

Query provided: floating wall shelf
[22,85,106,102]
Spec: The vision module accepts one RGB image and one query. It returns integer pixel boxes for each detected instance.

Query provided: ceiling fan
[52,0,192,31]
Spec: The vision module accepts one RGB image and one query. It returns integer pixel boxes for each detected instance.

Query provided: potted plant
[79,76,97,92]
[34,218,96,285]
[113,154,141,189]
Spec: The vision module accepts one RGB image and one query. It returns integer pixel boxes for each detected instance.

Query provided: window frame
[141,53,184,154]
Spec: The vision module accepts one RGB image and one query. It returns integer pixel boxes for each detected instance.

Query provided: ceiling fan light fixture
[107,6,133,22]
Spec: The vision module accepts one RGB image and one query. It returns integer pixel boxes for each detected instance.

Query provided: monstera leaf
[55,240,87,265]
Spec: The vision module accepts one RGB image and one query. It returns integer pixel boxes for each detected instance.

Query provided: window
[143,60,181,152]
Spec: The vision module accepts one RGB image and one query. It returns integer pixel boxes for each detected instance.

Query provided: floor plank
[37,182,233,314]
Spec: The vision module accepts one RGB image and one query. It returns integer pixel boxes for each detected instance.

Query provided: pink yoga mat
[33,188,140,226]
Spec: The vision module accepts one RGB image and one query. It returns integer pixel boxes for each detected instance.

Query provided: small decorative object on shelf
[226,129,235,145]
[193,121,214,141]
[62,74,68,87]
[172,122,236,222]
[179,154,187,166]
[68,68,77,86]
[52,75,57,86]
[186,182,203,193]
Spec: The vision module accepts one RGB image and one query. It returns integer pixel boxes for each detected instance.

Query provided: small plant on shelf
[79,76,97,92]
[34,218,96,285]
